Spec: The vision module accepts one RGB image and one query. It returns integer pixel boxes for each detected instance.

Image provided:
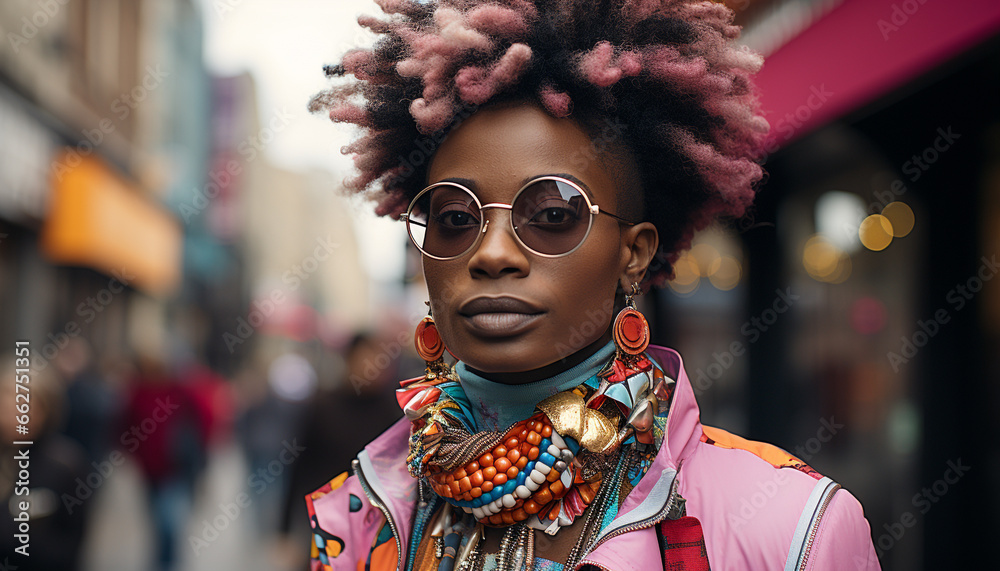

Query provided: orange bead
[519,429,528,439]
[524,500,541,514]
[453,468,467,480]
[470,471,484,487]
[579,483,597,504]
[479,453,493,467]
[445,474,455,484]
[547,503,560,520]
[494,457,511,472]
[549,480,565,496]
[482,466,497,481]
[515,456,527,470]
[527,431,541,445]
[450,481,462,496]
[541,425,552,437]
[527,447,539,460]
[507,449,520,463]
[546,469,560,482]
[489,514,503,526]
[513,508,528,522]
[494,446,507,457]
[458,476,472,493]
[466,461,479,473]
[501,511,515,525]
[533,488,552,505]
[506,437,519,449]
[494,473,507,485]
[471,487,482,499]
[482,481,494,493]
[506,466,519,479]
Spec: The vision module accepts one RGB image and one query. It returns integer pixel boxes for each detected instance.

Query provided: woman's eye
[436,210,478,228]
[530,207,576,226]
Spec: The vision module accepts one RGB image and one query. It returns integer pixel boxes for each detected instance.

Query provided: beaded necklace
[396,348,676,571]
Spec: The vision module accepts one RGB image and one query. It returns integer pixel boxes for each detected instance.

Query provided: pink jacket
[307,346,880,570]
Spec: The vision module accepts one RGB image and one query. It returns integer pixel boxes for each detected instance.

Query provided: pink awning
[756,0,1000,149]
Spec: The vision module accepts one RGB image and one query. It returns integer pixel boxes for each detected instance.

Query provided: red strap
[660,516,711,570]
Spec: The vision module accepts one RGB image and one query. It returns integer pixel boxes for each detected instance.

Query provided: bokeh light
[669,253,701,295]
[689,243,722,277]
[850,296,888,335]
[708,255,742,290]
[882,202,914,237]
[859,214,894,251]
[803,234,852,283]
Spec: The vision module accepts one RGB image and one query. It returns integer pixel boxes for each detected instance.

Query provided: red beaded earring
[613,282,650,358]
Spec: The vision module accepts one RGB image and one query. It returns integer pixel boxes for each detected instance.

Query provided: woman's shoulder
[673,424,878,569]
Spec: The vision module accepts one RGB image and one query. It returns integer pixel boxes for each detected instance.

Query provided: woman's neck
[456,337,616,432]
[464,332,612,385]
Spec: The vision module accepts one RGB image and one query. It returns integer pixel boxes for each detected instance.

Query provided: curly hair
[310,0,769,288]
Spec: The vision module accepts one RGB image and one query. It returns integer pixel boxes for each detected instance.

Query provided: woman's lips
[459,297,545,337]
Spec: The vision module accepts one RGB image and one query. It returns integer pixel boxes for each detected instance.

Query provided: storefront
[658,1,1000,568]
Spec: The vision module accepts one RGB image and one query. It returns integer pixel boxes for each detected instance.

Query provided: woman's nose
[467,213,530,279]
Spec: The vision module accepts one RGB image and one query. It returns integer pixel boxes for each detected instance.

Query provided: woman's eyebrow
[434,177,478,191]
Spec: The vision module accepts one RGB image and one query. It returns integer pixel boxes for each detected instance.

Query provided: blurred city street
[80,445,278,571]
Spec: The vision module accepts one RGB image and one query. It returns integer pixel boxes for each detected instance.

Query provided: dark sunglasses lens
[513,179,591,255]
[407,185,481,258]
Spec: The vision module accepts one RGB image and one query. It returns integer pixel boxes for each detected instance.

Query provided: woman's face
[422,102,656,379]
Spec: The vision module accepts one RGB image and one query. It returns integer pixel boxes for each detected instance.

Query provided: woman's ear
[619,222,659,290]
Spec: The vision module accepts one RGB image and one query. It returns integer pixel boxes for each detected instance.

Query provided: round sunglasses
[400,176,634,260]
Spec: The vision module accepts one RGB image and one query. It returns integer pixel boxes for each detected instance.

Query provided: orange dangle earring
[612,282,650,366]
[413,304,453,380]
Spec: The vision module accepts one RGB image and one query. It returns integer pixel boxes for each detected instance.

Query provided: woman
[306,1,879,569]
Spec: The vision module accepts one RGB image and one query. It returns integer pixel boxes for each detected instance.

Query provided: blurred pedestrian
[277,333,402,567]
[237,351,317,536]
[122,351,206,571]
[55,337,120,462]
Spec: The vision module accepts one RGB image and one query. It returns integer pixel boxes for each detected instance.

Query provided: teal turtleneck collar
[455,341,616,432]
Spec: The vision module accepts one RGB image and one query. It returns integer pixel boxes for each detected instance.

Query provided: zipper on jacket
[353,457,405,571]
[573,472,683,570]
[795,481,840,571]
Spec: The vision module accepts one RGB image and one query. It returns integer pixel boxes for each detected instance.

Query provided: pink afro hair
[310,0,769,288]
